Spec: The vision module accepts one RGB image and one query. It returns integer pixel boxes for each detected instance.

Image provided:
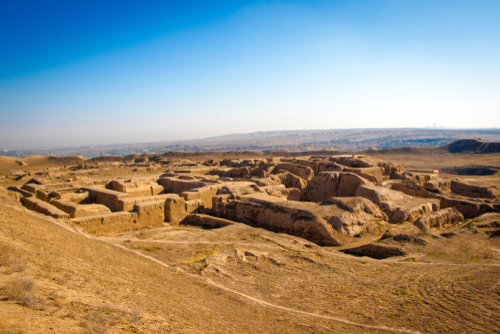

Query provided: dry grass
[127,308,142,322]
[85,310,115,326]
[2,278,42,308]
[0,244,14,267]
[0,245,26,275]
[53,297,65,308]
[81,323,107,334]
[132,244,159,252]
[135,229,154,240]
[422,233,500,263]
[0,329,24,334]
[48,291,67,308]
[73,303,144,333]
[78,305,126,333]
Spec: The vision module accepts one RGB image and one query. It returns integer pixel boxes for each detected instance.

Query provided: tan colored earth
[1,146,500,333]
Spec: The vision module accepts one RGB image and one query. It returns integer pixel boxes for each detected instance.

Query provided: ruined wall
[180,184,222,209]
[21,197,70,219]
[272,163,314,181]
[304,172,371,202]
[165,197,187,224]
[107,180,164,197]
[355,184,439,224]
[451,180,499,199]
[51,199,111,218]
[81,186,130,212]
[117,193,180,211]
[234,200,341,246]
[71,201,164,235]
[344,167,385,183]
[157,177,206,194]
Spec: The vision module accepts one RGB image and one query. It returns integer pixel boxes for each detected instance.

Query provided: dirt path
[109,243,424,334]
[104,234,500,268]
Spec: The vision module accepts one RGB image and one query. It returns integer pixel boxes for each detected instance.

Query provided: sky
[1,0,499,150]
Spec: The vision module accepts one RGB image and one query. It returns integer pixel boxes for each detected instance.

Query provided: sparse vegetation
[127,308,142,322]
[0,329,24,334]
[181,249,217,264]
[135,229,154,239]
[427,252,445,258]
[53,297,65,308]
[81,323,107,334]
[2,278,41,307]
[142,246,157,252]
[133,244,160,252]
[177,224,203,229]
[0,244,14,267]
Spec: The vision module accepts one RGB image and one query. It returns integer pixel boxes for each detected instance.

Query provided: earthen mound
[202,248,284,277]
[381,224,422,239]
[22,155,86,166]
[443,138,500,154]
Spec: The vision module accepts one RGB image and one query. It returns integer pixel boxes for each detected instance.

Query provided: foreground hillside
[1,188,357,333]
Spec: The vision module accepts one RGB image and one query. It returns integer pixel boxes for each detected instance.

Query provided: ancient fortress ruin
[10,154,500,255]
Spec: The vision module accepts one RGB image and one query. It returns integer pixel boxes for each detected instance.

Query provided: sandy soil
[370,152,500,170]
[1,151,500,333]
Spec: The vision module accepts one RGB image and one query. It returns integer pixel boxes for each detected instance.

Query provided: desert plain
[1,139,500,334]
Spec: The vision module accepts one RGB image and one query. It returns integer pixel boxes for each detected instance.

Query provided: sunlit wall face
[1,0,499,150]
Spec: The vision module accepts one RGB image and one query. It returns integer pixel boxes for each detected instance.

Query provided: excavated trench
[440,166,499,176]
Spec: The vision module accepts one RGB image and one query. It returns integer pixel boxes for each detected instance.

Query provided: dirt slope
[0,156,20,170]
[0,188,399,334]
[0,155,86,172]
[22,155,85,165]
[2,185,500,333]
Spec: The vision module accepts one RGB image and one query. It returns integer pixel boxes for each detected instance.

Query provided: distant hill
[361,139,500,155]
[443,139,500,154]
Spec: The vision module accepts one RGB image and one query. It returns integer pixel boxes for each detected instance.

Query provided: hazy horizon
[3,127,500,152]
[1,0,499,150]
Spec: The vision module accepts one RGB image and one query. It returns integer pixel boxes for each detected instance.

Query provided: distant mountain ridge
[3,128,500,158]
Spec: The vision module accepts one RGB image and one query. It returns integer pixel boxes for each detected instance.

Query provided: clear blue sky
[1,0,499,149]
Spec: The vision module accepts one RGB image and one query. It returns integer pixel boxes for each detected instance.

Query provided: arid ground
[1,146,499,334]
